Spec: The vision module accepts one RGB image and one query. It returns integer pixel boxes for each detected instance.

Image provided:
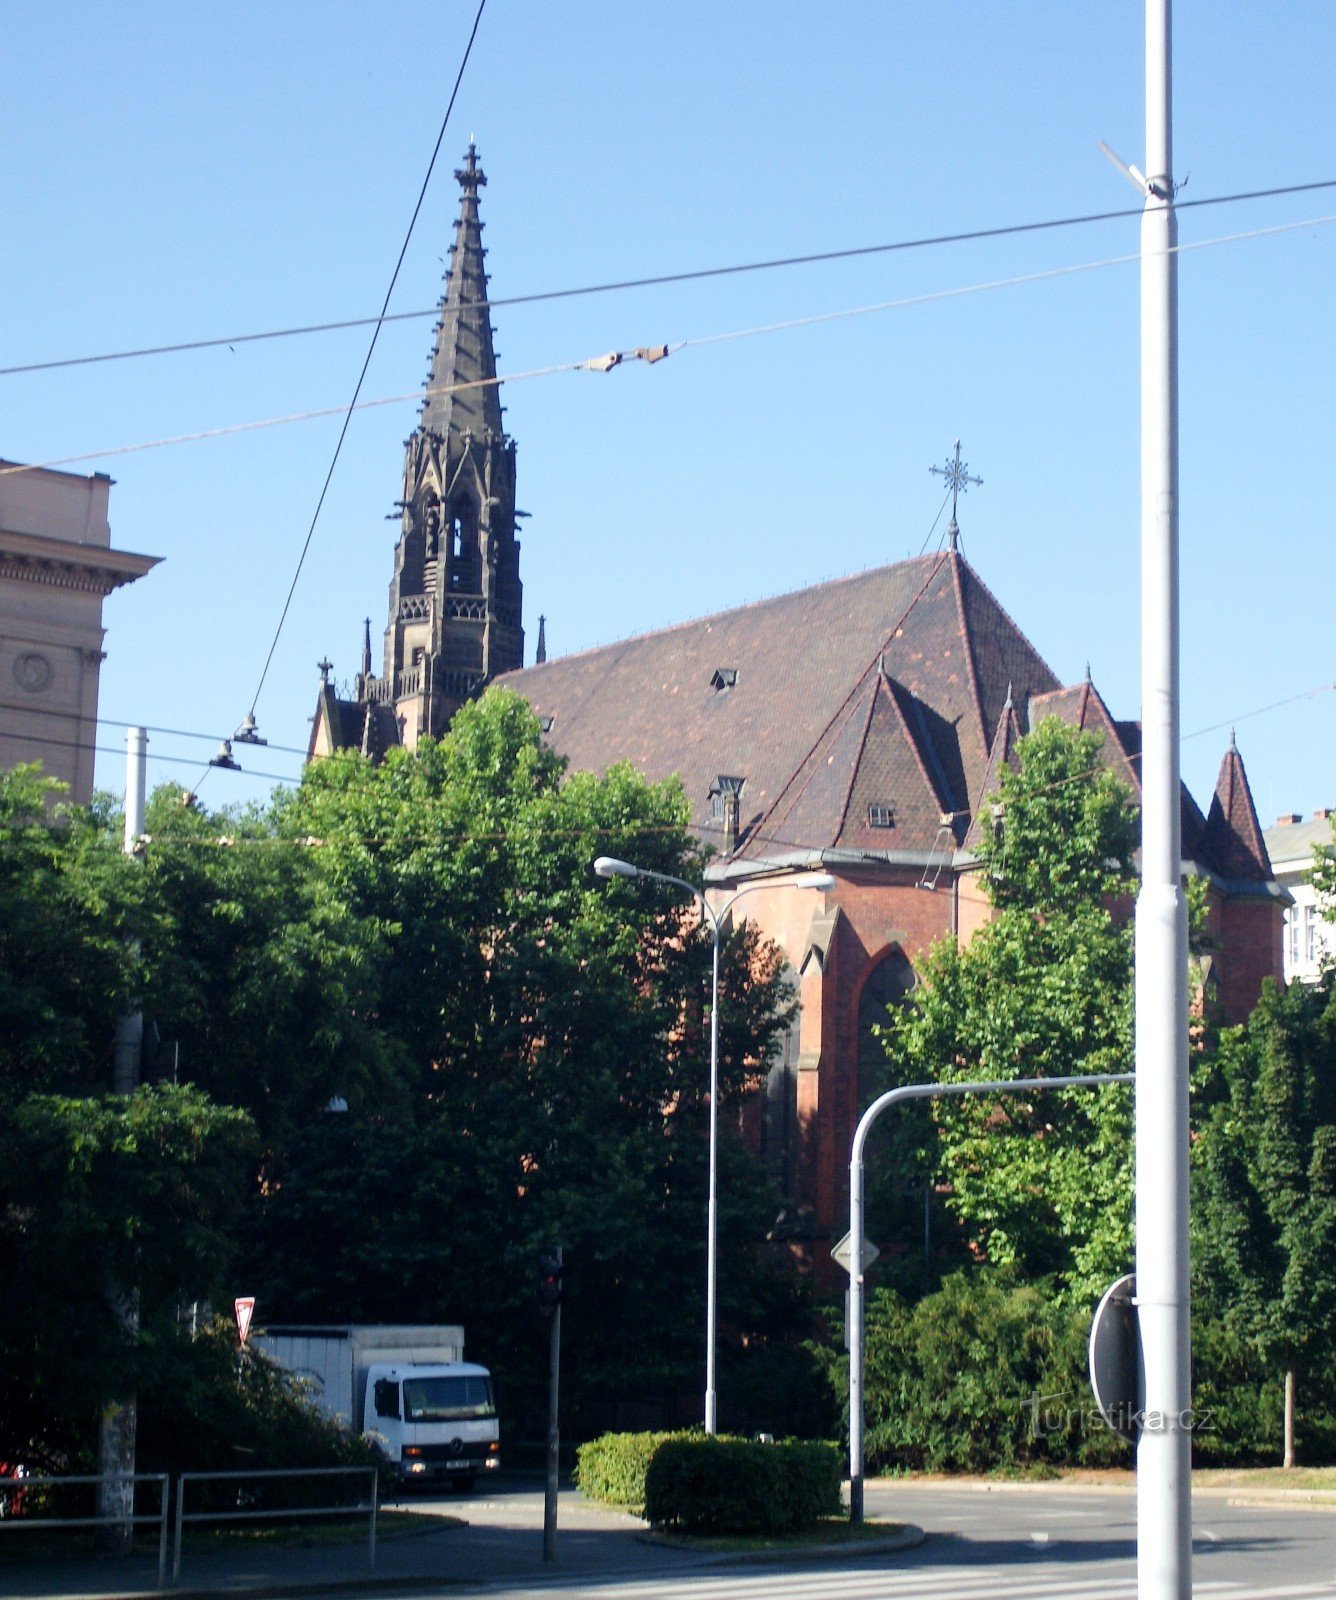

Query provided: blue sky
[6,2,1333,826]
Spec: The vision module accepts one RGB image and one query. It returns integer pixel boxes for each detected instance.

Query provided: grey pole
[100,729,148,1547]
[594,858,832,1435]
[542,1287,561,1562]
[1137,2,1192,1594]
[704,920,721,1435]
[847,1073,1134,1523]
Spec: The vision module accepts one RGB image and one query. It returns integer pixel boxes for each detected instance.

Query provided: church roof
[420,144,503,444]
[498,549,1061,859]
[1201,737,1274,883]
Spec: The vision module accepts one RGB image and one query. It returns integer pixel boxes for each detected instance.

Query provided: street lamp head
[800,873,836,891]
[594,855,640,879]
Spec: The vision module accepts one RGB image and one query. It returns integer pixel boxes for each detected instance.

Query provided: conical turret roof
[421,143,503,443]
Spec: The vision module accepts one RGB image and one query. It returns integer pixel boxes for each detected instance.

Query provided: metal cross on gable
[929,439,983,548]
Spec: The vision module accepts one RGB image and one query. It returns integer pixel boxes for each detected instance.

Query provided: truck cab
[366,1361,500,1487]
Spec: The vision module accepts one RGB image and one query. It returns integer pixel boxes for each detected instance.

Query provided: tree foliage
[1192,972,1336,1459]
[874,719,1136,1296]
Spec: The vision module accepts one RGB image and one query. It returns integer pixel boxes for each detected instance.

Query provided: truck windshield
[401,1375,495,1422]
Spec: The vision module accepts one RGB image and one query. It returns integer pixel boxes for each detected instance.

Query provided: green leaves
[873,719,1136,1298]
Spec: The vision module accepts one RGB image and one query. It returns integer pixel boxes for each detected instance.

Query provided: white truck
[255,1324,500,1488]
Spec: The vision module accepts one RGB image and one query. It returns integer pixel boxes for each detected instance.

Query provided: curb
[636,1521,927,1564]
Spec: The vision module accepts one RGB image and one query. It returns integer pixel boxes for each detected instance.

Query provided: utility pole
[98,727,147,1548]
[537,1247,564,1563]
[1135,3,1193,1594]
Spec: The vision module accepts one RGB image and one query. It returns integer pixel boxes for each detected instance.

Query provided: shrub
[643,1436,841,1534]
[574,1431,693,1511]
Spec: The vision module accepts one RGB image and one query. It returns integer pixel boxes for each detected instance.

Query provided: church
[311,148,1287,1248]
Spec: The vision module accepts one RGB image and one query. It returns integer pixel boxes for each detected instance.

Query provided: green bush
[643,1436,841,1534]
[136,1318,386,1506]
[574,1431,694,1511]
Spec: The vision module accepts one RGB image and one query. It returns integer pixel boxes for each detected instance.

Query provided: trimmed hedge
[574,1430,695,1511]
[644,1437,842,1534]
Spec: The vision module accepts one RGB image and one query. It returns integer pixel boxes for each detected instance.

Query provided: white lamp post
[594,856,834,1433]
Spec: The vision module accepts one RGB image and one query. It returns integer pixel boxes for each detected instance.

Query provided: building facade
[0,462,157,804]
[1264,810,1335,983]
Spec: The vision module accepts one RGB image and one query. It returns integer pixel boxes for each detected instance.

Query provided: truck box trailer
[254,1324,499,1487]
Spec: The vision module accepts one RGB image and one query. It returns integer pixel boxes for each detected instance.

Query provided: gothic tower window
[448,507,480,593]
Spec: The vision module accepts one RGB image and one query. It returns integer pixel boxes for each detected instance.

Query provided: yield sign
[234,1297,255,1346]
[831,1231,880,1276]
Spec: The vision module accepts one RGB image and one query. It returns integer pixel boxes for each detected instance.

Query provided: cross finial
[929,439,983,548]
[317,657,333,685]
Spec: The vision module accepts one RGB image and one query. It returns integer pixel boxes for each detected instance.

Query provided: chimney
[1314,808,1333,822]
[712,775,745,855]
[1275,813,1302,826]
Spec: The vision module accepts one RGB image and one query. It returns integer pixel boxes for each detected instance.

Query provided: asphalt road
[399,1475,1336,1600]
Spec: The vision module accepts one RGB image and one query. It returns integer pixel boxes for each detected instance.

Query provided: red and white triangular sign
[234,1297,255,1346]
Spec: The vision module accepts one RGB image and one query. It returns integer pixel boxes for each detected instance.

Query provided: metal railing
[172,1465,378,1583]
[0,1472,171,1587]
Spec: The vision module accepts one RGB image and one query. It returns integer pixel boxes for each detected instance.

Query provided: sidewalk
[0,1479,922,1600]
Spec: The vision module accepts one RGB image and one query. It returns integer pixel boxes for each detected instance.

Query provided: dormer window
[710,668,738,692]
[538,715,554,734]
[709,774,745,820]
[867,804,895,830]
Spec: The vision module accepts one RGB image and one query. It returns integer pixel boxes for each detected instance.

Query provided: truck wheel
[453,1474,477,1494]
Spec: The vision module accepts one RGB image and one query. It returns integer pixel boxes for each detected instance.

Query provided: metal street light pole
[1137,3,1192,1594]
[594,857,832,1434]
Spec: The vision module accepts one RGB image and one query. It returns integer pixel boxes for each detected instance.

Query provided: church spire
[421,142,503,444]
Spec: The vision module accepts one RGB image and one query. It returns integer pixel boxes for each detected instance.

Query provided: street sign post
[831,1231,880,1276]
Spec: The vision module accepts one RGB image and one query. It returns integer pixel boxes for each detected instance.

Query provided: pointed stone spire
[535,614,547,665]
[421,143,503,443]
[361,618,373,679]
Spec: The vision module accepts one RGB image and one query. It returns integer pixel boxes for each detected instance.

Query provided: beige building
[1264,810,1336,984]
[0,461,158,805]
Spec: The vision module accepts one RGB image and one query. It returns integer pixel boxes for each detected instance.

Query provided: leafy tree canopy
[875,718,1137,1296]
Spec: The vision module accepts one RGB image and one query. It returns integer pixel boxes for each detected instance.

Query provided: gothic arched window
[857,948,917,1081]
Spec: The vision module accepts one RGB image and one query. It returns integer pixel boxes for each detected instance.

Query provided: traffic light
[536,1247,564,1316]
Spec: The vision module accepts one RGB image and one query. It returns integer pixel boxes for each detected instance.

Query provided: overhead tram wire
[4,175,1335,380]
[6,208,1335,487]
[196,0,489,799]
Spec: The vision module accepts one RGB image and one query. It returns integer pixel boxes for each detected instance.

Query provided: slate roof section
[497,550,1061,859]
[1201,738,1273,883]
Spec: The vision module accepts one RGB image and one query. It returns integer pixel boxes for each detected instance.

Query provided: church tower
[310,144,524,760]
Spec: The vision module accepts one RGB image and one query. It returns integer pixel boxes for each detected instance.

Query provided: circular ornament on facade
[13,652,53,693]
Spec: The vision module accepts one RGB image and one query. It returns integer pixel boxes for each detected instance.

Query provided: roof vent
[538,714,554,734]
[710,668,738,691]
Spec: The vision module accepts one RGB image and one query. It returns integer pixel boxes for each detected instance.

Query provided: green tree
[0,766,132,1102]
[0,1086,254,1469]
[1192,974,1336,1463]
[246,689,799,1433]
[876,718,1137,1296]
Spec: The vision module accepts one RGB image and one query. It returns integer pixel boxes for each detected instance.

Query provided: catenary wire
[4,176,1335,379]
[238,0,488,746]
[5,209,1334,484]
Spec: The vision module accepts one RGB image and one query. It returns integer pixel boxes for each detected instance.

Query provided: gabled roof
[1201,737,1273,883]
[420,144,504,445]
[498,549,1060,859]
